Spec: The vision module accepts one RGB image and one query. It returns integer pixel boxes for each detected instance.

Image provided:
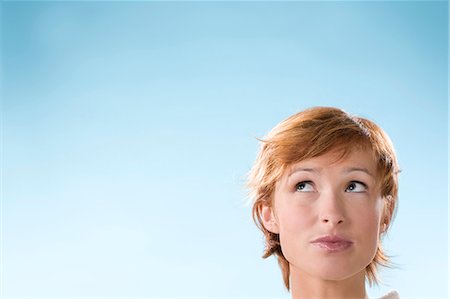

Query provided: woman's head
[248,107,400,290]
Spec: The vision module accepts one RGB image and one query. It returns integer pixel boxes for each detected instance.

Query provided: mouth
[310,235,353,253]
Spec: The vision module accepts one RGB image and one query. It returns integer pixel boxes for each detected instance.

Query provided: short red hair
[248,107,400,290]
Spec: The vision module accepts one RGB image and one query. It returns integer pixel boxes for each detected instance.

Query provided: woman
[248,107,400,299]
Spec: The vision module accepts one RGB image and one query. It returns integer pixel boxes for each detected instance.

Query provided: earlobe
[260,204,279,234]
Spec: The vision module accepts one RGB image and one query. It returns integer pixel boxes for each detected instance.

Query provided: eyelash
[295,181,368,192]
[295,181,314,192]
[345,181,368,192]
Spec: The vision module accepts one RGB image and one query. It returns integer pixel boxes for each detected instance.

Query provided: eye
[345,181,367,193]
[296,181,315,192]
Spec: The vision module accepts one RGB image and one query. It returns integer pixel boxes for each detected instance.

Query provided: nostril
[322,219,343,224]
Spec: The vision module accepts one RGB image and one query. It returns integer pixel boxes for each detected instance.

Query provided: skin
[261,149,387,299]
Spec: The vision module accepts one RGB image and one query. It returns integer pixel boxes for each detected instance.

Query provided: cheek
[276,204,314,261]
[352,205,383,251]
[278,205,312,235]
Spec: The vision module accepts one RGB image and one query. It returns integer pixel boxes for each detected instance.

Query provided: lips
[311,235,353,252]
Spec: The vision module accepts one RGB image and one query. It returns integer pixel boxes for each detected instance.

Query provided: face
[261,149,386,281]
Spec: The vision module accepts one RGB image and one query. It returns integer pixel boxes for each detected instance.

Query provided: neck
[290,266,368,299]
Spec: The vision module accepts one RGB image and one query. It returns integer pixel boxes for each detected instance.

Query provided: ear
[260,204,280,234]
[379,195,391,233]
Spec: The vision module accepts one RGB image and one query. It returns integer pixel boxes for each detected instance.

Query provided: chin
[314,269,359,281]
[296,262,365,282]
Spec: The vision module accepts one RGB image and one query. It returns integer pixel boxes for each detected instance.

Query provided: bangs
[267,122,374,167]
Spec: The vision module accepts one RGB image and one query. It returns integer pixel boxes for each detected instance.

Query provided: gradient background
[1,1,448,298]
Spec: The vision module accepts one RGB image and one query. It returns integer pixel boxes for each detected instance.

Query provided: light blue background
[1,1,448,298]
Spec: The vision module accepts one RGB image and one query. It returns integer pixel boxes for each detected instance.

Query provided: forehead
[285,149,378,177]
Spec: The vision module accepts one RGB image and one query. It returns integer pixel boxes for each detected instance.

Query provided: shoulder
[379,290,400,299]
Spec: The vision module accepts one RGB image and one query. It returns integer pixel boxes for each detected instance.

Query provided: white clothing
[379,290,400,299]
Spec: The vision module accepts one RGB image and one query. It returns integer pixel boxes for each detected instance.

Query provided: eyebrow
[345,167,375,178]
[288,167,375,178]
[288,167,319,177]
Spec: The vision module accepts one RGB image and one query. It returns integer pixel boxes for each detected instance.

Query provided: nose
[319,191,346,226]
